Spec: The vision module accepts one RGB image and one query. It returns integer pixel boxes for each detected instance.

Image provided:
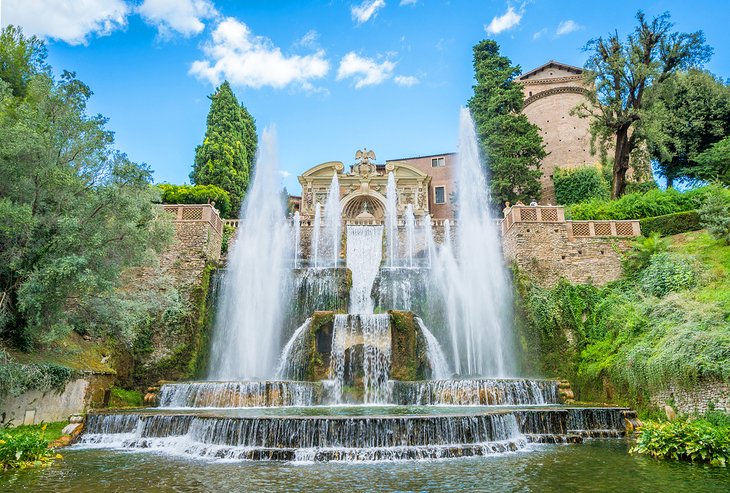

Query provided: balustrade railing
[501,205,640,238]
[161,204,223,236]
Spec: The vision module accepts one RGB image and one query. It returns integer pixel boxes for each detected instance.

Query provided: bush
[567,186,712,220]
[553,166,610,205]
[631,419,730,466]
[639,211,702,237]
[699,185,730,244]
[640,252,696,297]
[157,184,232,218]
[0,350,73,397]
[624,233,670,273]
[0,423,60,470]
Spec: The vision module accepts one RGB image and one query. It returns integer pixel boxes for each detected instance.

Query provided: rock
[144,393,158,405]
[664,404,677,421]
[83,335,92,341]
[61,423,82,435]
[68,414,84,424]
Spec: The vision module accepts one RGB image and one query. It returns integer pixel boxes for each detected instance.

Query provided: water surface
[2,441,728,493]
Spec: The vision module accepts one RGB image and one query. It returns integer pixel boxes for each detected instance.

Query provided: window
[434,186,445,204]
[431,157,445,167]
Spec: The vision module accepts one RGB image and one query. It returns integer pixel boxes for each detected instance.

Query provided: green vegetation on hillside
[553,166,611,205]
[516,230,730,408]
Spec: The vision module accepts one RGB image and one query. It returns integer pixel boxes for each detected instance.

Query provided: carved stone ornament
[354,148,376,178]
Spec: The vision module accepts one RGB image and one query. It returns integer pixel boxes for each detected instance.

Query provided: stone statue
[355,148,376,165]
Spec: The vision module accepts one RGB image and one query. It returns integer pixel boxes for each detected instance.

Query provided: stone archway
[341,192,386,220]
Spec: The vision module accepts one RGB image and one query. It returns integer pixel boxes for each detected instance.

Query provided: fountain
[77,113,636,463]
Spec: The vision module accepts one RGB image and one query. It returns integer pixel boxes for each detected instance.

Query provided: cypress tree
[191,81,257,216]
[467,40,545,207]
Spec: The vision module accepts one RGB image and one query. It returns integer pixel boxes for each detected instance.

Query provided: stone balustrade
[162,204,224,236]
[501,205,640,238]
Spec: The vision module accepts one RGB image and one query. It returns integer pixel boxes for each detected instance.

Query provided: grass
[108,386,143,408]
[670,231,730,311]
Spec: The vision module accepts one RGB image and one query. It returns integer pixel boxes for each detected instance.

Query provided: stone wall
[1,374,114,426]
[651,381,730,414]
[160,204,222,286]
[501,206,639,287]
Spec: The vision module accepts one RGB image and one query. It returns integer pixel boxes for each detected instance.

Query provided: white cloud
[484,6,522,35]
[138,0,218,37]
[532,28,548,40]
[351,0,386,24]
[400,0,418,5]
[297,29,319,48]
[189,18,330,90]
[278,170,292,179]
[556,20,582,36]
[1,0,129,45]
[337,52,396,88]
[394,75,419,87]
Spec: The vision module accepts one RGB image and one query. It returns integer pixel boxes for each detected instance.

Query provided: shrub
[699,185,730,244]
[553,166,610,205]
[568,186,711,220]
[639,211,702,237]
[0,423,60,470]
[624,233,670,273]
[0,350,73,397]
[157,184,232,218]
[221,223,235,256]
[631,419,730,466]
[639,252,696,297]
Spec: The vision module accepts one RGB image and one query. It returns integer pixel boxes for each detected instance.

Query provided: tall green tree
[647,70,730,187]
[0,26,49,97]
[191,82,257,217]
[694,137,730,185]
[0,27,172,349]
[468,40,545,207]
[575,11,712,198]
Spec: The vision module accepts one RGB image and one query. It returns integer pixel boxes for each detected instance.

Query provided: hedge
[639,211,703,237]
[567,187,712,220]
[553,166,610,205]
[157,184,232,218]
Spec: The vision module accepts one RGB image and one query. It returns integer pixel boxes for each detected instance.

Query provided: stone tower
[518,61,597,204]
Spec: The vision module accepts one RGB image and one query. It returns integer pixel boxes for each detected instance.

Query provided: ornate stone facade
[517,61,596,204]
[297,149,433,220]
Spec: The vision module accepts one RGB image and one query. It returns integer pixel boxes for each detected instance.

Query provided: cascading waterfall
[78,110,637,465]
[208,128,292,380]
[431,108,514,377]
[385,171,399,267]
[416,318,450,379]
[276,319,313,380]
[347,225,383,313]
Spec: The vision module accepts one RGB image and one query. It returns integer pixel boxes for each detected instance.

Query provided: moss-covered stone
[303,311,335,381]
[389,311,430,381]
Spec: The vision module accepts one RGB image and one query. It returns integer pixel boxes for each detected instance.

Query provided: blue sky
[2,0,730,194]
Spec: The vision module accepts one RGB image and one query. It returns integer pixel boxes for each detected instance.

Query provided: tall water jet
[292,211,301,268]
[423,214,435,267]
[385,172,399,267]
[311,203,322,268]
[209,128,293,379]
[432,109,514,376]
[404,204,416,267]
[323,172,341,267]
[416,318,450,379]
